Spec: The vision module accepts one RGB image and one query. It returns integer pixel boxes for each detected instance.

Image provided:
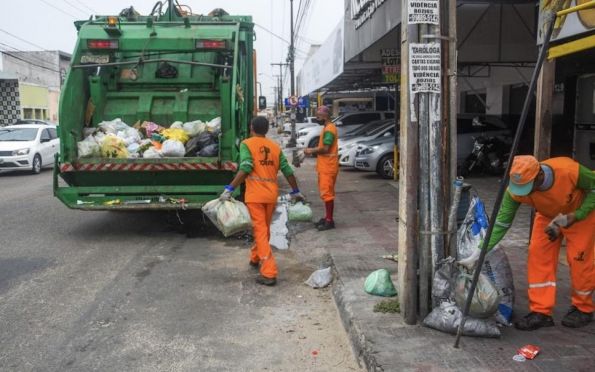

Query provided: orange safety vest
[316,122,339,175]
[243,136,281,204]
[510,157,586,219]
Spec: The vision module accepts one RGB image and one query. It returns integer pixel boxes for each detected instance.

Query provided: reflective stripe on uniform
[248,176,277,183]
[574,289,593,296]
[529,281,557,288]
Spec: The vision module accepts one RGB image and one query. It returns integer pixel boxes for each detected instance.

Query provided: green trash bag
[364,269,397,297]
[288,202,313,222]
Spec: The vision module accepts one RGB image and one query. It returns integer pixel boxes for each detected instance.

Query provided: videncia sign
[409,43,441,94]
[350,0,387,29]
[407,0,440,25]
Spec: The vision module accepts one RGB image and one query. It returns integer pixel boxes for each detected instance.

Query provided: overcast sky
[0,0,343,101]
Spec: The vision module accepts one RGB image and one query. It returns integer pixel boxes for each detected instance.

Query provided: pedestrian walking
[304,106,339,231]
[220,116,305,286]
[460,155,594,330]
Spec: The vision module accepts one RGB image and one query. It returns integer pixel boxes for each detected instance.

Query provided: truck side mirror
[258,96,267,110]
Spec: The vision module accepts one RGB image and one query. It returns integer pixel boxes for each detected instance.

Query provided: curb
[329,262,384,372]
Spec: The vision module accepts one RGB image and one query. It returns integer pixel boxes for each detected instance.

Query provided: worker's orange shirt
[316,122,339,175]
[243,137,281,204]
[511,157,586,218]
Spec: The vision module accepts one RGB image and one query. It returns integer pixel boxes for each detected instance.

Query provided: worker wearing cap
[304,106,339,231]
[220,116,304,286]
[460,155,594,330]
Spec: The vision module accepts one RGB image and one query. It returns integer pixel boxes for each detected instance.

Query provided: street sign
[289,95,299,107]
[284,96,309,109]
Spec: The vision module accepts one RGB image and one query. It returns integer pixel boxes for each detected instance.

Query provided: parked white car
[283,116,318,134]
[297,112,394,148]
[338,121,395,167]
[0,124,60,174]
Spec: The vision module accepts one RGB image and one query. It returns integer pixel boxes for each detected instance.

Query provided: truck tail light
[88,40,119,49]
[195,40,226,49]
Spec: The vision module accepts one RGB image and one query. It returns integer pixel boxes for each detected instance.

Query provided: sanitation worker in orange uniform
[460,155,594,330]
[304,106,339,231]
[220,116,304,286]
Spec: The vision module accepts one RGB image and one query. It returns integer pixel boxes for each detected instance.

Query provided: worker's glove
[219,185,234,201]
[544,213,570,241]
[457,247,481,270]
[290,189,306,203]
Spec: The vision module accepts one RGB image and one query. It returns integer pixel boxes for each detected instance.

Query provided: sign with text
[407,0,439,25]
[409,43,441,94]
[381,48,401,84]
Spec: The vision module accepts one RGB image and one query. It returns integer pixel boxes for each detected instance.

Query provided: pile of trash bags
[422,195,515,338]
[77,117,221,159]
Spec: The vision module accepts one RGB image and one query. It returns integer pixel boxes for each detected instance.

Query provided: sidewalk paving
[289,154,595,372]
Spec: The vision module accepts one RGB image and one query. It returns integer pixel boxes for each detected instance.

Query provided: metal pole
[288,0,297,148]
[448,0,458,253]
[419,84,431,318]
[453,16,556,349]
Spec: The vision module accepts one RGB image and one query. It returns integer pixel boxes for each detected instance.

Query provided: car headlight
[359,145,379,155]
[345,143,356,150]
[298,132,307,137]
[12,148,30,156]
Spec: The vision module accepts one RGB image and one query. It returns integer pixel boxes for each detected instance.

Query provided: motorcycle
[459,135,510,177]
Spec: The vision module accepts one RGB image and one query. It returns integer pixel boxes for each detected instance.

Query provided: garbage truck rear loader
[54,2,254,210]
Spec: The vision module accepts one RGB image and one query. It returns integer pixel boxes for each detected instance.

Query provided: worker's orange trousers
[527,212,595,315]
[318,172,338,202]
[246,203,277,279]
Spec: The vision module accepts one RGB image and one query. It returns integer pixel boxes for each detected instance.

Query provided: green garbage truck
[54,2,255,210]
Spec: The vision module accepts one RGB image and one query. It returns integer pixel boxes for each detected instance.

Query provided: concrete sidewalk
[290,156,595,372]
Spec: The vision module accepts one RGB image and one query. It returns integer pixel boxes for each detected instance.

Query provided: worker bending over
[304,106,339,231]
[461,155,594,330]
[221,116,304,286]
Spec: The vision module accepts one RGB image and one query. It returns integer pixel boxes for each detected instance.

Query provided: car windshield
[346,121,389,137]
[366,123,392,136]
[0,128,38,141]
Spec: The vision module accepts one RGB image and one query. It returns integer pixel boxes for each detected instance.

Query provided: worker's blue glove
[290,188,306,203]
[219,185,234,201]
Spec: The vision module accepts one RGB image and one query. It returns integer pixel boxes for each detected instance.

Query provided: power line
[0,50,60,73]
[0,41,58,68]
[61,0,91,16]
[37,0,78,19]
[0,28,47,51]
[254,24,308,56]
[72,0,96,14]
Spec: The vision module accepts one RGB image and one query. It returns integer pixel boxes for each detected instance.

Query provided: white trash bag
[143,147,162,159]
[454,270,501,319]
[78,135,100,158]
[98,118,129,134]
[183,120,207,137]
[305,267,333,288]
[202,198,252,237]
[207,117,221,132]
[288,202,313,222]
[161,139,186,157]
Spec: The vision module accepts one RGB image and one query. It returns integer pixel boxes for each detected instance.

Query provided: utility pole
[271,62,289,131]
[287,0,297,147]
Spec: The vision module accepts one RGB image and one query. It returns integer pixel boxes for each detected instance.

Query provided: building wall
[19,83,49,120]
[1,51,61,88]
[0,79,21,126]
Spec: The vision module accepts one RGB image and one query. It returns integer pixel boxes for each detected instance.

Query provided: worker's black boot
[314,218,326,228]
[317,220,335,231]
[561,306,593,328]
[249,260,259,270]
[514,312,554,331]
[256,275,277,286]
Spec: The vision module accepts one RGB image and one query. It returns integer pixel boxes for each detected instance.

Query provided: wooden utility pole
[534,59,555,160]
[398,0,419,325]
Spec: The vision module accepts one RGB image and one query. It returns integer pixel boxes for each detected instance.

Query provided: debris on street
[304,267,333,289]
[373,299,400,313]
[364,269,397,297]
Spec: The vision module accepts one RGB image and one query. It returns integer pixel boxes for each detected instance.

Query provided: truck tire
[376,153,394,179]
[31,154,42,174]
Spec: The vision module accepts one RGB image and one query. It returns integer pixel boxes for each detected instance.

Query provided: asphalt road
[0,169,360,371]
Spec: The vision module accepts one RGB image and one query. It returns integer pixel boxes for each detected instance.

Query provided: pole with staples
[453,15,556,349]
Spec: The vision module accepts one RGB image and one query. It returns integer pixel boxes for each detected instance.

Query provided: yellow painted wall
[19,83,49,108]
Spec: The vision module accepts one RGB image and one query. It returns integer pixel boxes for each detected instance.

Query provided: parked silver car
[338,120,395,167]
[354,135,396,179]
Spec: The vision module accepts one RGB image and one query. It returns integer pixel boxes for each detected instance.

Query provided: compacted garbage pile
[77,117,221,159]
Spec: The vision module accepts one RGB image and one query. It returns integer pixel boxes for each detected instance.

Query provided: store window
[23,108,33,119]
[462,91,487,114]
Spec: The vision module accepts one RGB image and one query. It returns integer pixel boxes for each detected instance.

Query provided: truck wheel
[377,154,394,179]
[31,154,42,174]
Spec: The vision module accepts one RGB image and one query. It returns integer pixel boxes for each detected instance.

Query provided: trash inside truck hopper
[54,3,254,210]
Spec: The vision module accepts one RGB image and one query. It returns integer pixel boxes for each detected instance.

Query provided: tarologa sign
[409,43,441,94]
[298,20,344,95]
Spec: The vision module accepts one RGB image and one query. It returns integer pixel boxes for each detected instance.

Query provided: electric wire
[61,0,90,16]
[37,0,78,18]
